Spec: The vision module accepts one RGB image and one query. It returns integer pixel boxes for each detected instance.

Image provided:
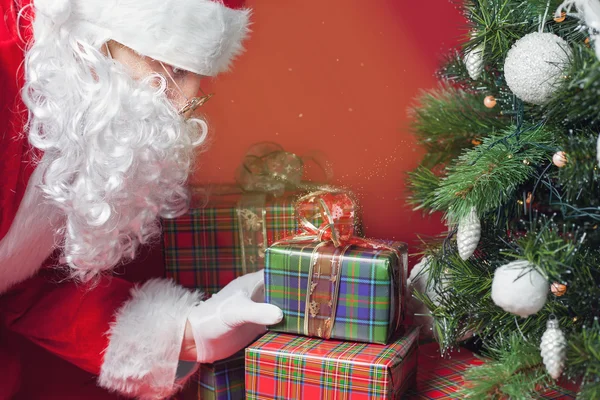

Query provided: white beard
[23,47,206,281]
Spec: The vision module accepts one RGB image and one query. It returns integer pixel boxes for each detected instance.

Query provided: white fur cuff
[98,279,201,399]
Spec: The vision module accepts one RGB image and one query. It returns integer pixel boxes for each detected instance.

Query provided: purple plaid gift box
[265,239,408,345]
[177,350,246,400]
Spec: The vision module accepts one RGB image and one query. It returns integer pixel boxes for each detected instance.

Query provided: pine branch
[544,44,600,127]
[459,334,552,399]
[410,85,507,168]
[567,320,600,399]
[432,124,556,222]
[505,217,581,280]
[556,130,600,206]
[406,166,443,214]
[464,0,539,64]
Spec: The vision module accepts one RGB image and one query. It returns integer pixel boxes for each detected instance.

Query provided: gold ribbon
[304,242,352,339]
[235,194,268,275]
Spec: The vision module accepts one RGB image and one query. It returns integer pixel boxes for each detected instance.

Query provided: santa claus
[0,0,282,398]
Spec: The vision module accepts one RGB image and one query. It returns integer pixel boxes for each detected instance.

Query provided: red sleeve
[0,0,38,241]
[0,268,133,374]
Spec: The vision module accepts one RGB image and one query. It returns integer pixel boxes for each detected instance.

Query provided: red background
[193,0,464,247]
[15,1,464,398]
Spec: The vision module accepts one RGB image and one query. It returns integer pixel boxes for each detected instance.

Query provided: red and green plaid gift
[245,326,420,400]
[178,350,246,400]
[162,185,328,294]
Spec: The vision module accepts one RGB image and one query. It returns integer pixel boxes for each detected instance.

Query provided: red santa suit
[0,0,281,398]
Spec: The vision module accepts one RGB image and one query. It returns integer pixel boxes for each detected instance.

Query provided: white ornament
[457,207,481,260]
[464,43,484,80]
[504,32,571,105]
[407,257,473,341]
[407,257,437,338]
[540,317,567,379]
[491,260,549,317]
[557,0,600,60]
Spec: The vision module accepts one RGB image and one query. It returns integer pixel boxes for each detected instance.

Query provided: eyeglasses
[160,62,213,116]
[103,43,213,116]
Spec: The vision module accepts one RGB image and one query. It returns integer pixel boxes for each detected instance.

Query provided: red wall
[193,0,464,253]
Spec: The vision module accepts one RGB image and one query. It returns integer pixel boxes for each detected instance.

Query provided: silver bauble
[504,32,571,105]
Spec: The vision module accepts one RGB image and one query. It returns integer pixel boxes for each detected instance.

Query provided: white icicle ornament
[457,207,481,260]
[491,260,549,317]
[540,317,567,380]
[464,43,484,80]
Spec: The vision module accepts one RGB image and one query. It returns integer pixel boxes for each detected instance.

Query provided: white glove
[187,269,283,363]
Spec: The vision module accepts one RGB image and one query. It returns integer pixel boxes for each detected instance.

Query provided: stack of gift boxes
[163,183,419,399]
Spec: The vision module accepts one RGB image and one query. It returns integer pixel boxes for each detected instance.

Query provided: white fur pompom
[491,260,549,317]
[34,0,72,26]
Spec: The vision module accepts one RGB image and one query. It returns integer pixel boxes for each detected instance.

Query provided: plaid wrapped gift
[265,239,407,344]
[178,350,246,400]
[245,326,419,400]
[162,185,335,294]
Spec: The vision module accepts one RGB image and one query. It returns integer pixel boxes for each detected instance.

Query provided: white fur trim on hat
[98,279,202,399]
[34,0,251,76]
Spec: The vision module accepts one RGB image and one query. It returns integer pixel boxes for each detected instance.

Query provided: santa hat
[33,0,251,76]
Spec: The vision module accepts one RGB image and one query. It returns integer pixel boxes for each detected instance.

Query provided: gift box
[162,187,329,294]
[245,326,419,400]
[265,240,407,344]
[162,143,349,294]
[178,350,246,400]
[265,191,407,344]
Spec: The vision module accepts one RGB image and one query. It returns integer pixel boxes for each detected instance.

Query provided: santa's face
[106,41,207,115]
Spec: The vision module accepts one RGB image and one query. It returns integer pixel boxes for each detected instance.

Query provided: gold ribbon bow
[235,142,333,197]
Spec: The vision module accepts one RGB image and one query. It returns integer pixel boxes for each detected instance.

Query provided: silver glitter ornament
[504,32,571,105]
[540,317,567,380]
[464,43,484,80]
[457,207,481,260]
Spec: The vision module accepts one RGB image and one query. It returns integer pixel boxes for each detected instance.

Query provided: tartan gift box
[245,326,420,400]
[178,350,246,400]
[162,185,336,294]
[265,240,407,345]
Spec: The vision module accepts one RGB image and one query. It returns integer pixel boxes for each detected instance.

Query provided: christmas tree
[408,0,600,398]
